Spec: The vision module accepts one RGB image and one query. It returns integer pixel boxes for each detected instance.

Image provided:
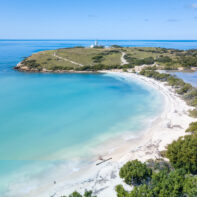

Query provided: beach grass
[17,47,197,72]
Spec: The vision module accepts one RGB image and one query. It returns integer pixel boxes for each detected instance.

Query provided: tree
[177,83,192,94]
[119,160,152,185]
[84,190,97,197]
[69,191,82,197]
[149,168,186,197]
[183,175,197,197]
[116,185,130,197]
[62,190,96,197]
[166,134,197,174]
[116,169,187,197]
[186,122,197,134]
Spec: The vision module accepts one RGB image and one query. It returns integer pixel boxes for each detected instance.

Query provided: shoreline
[14,71,196,197]
[14,61,197,74]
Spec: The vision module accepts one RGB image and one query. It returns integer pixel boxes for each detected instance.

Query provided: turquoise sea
[0,40,197,196]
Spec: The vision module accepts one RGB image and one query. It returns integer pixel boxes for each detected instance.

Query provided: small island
[15,46,197,73]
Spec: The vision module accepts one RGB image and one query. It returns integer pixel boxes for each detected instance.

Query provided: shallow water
[0,40,196,196]
[166,71,197,87]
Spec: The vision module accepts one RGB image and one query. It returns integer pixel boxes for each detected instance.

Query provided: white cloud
[192,3,197,8]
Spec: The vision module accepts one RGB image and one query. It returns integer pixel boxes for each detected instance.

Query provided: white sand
[14,71,196,197]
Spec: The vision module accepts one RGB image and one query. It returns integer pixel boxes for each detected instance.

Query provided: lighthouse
[90,40,99,48]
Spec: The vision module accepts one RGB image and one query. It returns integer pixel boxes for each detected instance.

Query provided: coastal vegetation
[62,190,96,197]
[115,68,197,196]
[139,69,197,117]
[166,133,197,174]
[119,160,152,185]
[43,47,197,197]
[64,122,197,196]
[116,122,197,197]
[15,47,197,72]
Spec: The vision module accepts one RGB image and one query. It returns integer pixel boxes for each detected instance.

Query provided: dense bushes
[92,55,104,63]
[186,122,197,133]
[178,56,197,68]
[61,190,96,197]
[183,175,197,196]
[140,69,197,117]
[92,50,120,63]
[116,167,197,197]
[75,63,134,72]
[51,66,74,71]
[177,83,192,94]
[139,70,170,81]
[134,48,197,69]
[166,134,197,174]
[117,162,197,197]
[156,56,172,63]
[111,45,122,48]
[119,160,152,185]
[22,59,41,69]
[125,56,155,66]
[116,120,197,197]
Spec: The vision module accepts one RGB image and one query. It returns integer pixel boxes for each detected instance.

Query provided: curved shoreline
[11,71,196,197]
[54,72,196,197]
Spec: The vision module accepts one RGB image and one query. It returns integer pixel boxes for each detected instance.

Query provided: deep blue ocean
[0,40,197,197]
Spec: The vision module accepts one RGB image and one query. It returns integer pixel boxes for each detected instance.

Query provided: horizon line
[1,39,197,41]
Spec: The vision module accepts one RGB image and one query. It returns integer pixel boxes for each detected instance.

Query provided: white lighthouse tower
[90,40,98,48]
[95,40,98,46]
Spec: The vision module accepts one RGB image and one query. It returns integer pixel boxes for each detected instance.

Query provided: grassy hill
[15,47,197,72]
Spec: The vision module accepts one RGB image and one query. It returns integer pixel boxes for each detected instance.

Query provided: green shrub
[92,55,104,63]
[23,59,40,68]
[166,134,197,174]
[119,160,152,185]
[179,56,197,68]
[125,56,155,66]
[116,185,130,197]
[116,169,188,197]
[61,190,96,197]
[185,89,197,100]
[186,122,197,134]
[167,76,185,87]
[156,56,172,63]
[150,168,186,196]
[111,45,122,48]
[69,192,82,197]
[176,83,192,94]
[183,175,197,197]
[123,68,128,72]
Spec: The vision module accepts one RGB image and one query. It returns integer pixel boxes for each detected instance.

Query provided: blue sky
[0,0,197,39]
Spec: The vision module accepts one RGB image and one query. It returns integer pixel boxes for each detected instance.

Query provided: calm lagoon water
[0,40,197,196]
[166,71,197,87]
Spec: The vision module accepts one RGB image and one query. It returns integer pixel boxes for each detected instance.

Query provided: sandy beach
[16,71,196,197]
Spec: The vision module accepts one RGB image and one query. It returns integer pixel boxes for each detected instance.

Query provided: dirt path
[121,52,128,65]
[53,52,84,67]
